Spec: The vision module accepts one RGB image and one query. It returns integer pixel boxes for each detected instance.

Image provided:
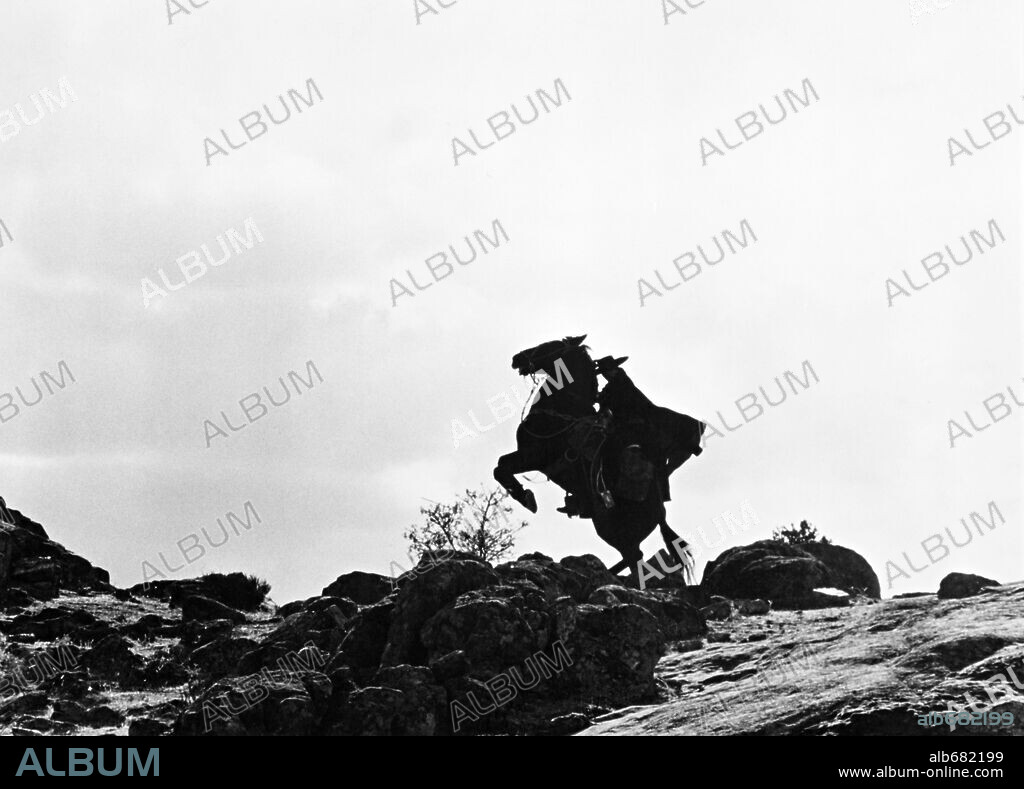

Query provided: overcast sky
[1,0,1020,604]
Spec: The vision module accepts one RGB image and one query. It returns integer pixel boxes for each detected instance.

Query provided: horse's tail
[660,521,695,585]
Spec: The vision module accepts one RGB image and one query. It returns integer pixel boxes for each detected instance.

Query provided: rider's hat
[594,356,628,376]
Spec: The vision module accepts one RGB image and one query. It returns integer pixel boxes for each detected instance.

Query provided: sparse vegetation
[772,519,831,545]
[404,486,527,565]
[199,572,270,611]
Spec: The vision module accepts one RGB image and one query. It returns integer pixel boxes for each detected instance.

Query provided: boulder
[2,606,112,643]
[802,542,881,598]
[381,557,498,666]
[552,602,665,703]
[181,595,247,625]
[130,572,268,611]
[190,636,261,677]
[421,589,541,677]
[331,665,447,736]
[494,553,618,604]
[0,511,110,600]
[175,670,332,736]
[587,585,706,640]
[79,634,145,685]
[937,572,1000,600]
[735,598,771,615]
[700,596,732,620]
[321,571,393,606]
[338,599,394,675]
[702,540,879,609]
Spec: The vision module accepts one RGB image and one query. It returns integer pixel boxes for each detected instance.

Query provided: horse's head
[511,335,584,375]
[510,335,597,414]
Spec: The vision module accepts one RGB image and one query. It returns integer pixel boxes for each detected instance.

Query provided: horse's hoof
[522,490,538,513]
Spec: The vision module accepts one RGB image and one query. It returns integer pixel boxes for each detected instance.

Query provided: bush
[772,520,831,546]
[198,572,270,611]
[404,486,527,565]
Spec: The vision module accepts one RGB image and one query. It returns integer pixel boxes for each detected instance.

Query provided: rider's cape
[597,369,706,468]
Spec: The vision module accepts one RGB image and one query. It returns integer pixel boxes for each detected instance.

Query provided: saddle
[550,411,660,514]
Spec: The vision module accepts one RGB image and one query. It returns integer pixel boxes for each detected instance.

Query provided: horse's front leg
[493,452,538,513]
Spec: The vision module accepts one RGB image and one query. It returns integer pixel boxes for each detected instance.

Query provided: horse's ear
[569,334,587,346]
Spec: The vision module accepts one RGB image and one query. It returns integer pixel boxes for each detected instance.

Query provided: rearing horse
[493,335,695,584]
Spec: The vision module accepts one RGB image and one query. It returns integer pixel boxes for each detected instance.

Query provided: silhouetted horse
[493,335,695,584]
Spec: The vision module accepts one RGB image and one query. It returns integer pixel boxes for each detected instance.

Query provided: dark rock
[139,657,190,688]
[321,571,393,606]
[0,691,48,717]
[339,599,394,676]
[235,640,328,677]
[277,597,314,618]
[802,542,881,598]
[494,553,618,604]
[0,528,11,592]
[190,637,260,677]
[258,604,350,656]
[128,717,171,736]
[175,670,332,736]
[937,572,1001,600]
[735,598,771,615]
[130,572,268,611]
[80,634,144,685]
[120,613,176,641]
[366,665,447,735]
[299,596,359,620]
[552,602,665,703]
[429,650,469,682]
[0,512,110,600]
[179,619,235,649]
[700,596,732,620]
[11,715,58,733]
[332,665,447,736]
[381,558,498,666]
[51,699,89,723]
[702,540,879,609]
[276,594,359,621]
[587,585,706,640]
[441,675,509,735]
[546,711,592,735]
[3,606,112,643]
[181,595,246,624]
[323,666,357,724]
[85,705,124,727]
[421,590,541,678]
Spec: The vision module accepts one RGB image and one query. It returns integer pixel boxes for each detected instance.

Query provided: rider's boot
[557,494,582,517]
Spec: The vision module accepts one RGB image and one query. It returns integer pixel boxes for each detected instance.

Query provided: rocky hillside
[2,504,1021,736]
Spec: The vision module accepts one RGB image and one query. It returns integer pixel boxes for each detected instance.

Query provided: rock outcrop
[937,572,1001,600]
[0,501,708,736]
[582,579,1024,736]
[701,540,880,609]
[4,500,1018,738]
[0,507,110,605]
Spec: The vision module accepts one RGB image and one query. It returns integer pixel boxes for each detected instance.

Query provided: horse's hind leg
[494,452,538,513]
[608,546,644,589]
[660,521,695,585]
